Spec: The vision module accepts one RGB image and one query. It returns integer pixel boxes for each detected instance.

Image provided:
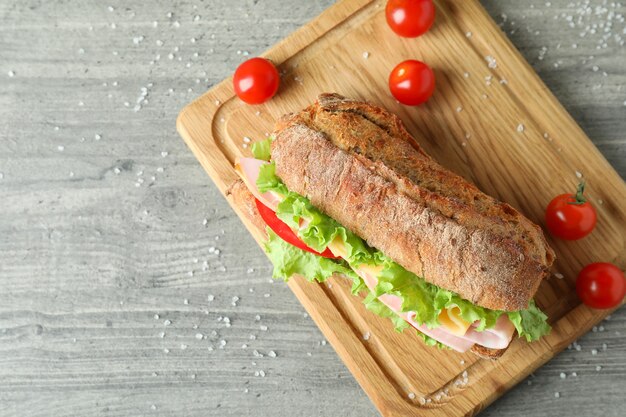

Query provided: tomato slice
[254,199,339,259]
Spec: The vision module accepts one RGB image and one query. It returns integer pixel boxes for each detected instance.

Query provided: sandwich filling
[235,141,550,352]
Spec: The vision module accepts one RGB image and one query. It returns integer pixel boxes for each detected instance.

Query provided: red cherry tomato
[254,199,339,259]
[389,60,435,106]
[385,0,435,38]
[545,182,597,240]
[233,57,280,104]
[576,262,625,309]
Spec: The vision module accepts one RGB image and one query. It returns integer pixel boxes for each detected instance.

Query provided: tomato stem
[569,181,587,205]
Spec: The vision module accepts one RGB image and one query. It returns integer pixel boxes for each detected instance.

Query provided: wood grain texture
[0,0,625,417]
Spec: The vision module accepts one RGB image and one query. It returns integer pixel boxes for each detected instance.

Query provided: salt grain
[362,51,370,59]
[517,124,525,133]
[7,70,15,77]
[362,331,371,341]
[408,392,416,399]
[195,333,203,340]
[180,344,188,350]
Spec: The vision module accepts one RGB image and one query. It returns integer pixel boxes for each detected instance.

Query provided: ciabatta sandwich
[229,93,555,359]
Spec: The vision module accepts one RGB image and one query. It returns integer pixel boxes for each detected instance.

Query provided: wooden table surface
[1,1,624,416]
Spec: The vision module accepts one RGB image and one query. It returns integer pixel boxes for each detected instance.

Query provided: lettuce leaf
[363,290,410,332]
[264,228,357,283]
[363,291,448,348]
[256,162,288,195]
[251,137,273,161]
[258,163,551,342]
[507,300,551,341]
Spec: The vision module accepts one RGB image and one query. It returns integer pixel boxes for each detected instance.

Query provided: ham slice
[237,157,516,352]
[235,157,283,211]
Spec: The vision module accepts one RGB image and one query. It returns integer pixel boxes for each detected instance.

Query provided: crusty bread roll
[270,93,555,311]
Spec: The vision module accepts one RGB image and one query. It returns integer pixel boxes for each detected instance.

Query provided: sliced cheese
[437,306,472,336]
[327,236,349,259]
[357,263,384,278]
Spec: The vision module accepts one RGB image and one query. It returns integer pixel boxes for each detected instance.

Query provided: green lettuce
[264,229,357,283]
[251,137,273,161]
[257,162,551,342]
[507,301,551,341]
[265,229,449,349]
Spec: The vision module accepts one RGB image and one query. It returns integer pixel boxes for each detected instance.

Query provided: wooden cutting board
[176,0,626,415]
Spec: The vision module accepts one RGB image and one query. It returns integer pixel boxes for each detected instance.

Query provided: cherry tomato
[385,0,436,38]
[255,199,338,259]
[233,57,280,104]
[545,182,597,240]
[389,60,435,106]
[576,262,625,309]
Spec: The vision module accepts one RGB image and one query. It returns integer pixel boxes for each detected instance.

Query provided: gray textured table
[1,1,624,416]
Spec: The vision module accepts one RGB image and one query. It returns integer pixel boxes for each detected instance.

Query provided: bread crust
[271,93,555,311]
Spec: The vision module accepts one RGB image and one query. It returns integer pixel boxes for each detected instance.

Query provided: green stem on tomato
[569,181,587,205]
